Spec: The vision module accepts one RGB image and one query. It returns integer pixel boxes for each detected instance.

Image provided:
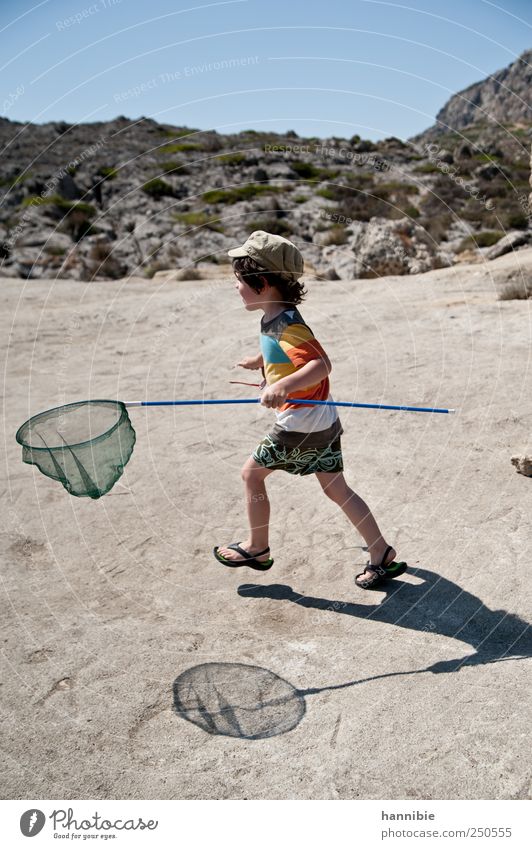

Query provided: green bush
[21,195,95,215]
[458,230,504,251]
[215,152,247,166]
[160,160,187,174]
[507,212,529,229]
[315,187,336,200]
[413,162,440,174]
[157,130,223,153]
[19,194,96,239]
[377,181,419,194]
[157,127,201,137]
[142,178,175,198]
[203,184,282,204]
[290,161,339,182]
[43,245,67,256]
[316,174,373,203]
[159,142,203,154]
[474,152,503,163]
[2,171,32,187]
[21,194,45,207]
[173,211,224,232]
[345,172,375,187]
[246,218,293,237]
[99,166,118,180]
[289,161,320,179]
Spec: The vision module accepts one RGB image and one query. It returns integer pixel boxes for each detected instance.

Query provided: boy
[213,231,407,589]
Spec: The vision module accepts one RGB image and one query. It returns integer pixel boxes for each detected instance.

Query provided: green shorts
[252,424,344,476]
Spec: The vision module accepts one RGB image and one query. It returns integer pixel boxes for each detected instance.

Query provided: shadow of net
[173,662,306,739]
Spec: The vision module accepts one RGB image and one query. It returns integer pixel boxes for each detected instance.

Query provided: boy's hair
[232,255,307,305]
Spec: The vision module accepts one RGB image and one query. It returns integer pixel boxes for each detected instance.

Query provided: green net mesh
[15,400,136,499]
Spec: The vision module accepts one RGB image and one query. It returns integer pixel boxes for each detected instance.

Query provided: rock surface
[2,248,532,799]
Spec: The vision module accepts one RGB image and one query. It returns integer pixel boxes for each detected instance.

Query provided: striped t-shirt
[260,306,342,438]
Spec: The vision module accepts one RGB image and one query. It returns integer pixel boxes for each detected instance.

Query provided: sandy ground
[1,249,532,800]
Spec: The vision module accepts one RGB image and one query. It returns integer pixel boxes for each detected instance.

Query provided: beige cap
[227,230,304,280]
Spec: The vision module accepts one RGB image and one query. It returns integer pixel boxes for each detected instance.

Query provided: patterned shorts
[252,433,344,476]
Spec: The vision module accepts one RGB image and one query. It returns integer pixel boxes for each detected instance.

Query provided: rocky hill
[414,49,532,139]
[0,50,531,282]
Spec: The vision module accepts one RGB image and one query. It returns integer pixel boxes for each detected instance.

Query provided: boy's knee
[241,463,265,484]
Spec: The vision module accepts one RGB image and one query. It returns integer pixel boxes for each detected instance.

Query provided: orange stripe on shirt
[279,337,329,411]
[281,338,328,369]
[279,374,330,412]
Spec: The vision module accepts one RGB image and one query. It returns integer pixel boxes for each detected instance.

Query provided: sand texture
[1,250,531,799]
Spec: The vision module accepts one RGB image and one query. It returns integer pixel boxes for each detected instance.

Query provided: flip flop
[355,544,407,589]
[213,541,274,571]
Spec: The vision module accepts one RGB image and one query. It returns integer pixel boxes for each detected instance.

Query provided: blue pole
[126,399,455,414]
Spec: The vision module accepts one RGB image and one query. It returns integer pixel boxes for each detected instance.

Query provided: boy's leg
[314,471,396,567]
[216,456,275,563]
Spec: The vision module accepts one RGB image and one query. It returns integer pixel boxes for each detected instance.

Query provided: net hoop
[15,399,128,452]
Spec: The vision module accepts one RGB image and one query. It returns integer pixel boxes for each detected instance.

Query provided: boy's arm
[277,357,330,393]
[260,357,330,407]
[320,350,331,373]
[236,353,263,369]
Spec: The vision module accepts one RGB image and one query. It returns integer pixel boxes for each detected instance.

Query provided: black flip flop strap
[227,542,270,560]
[363,546,394,574]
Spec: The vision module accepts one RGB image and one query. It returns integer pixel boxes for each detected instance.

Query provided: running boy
[213,231,407,588]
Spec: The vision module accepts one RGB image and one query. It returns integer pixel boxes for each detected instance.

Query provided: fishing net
[15,400,136,499]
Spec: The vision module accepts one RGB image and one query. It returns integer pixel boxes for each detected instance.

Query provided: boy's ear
[259,275,270,289]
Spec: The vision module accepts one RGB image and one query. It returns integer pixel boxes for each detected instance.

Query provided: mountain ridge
[411,48,532,142]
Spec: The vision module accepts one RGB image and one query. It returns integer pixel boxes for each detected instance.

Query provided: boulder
[485,231,530,260]
[15,227,72,250]
[511,455,532,477]
[316,216,448,280]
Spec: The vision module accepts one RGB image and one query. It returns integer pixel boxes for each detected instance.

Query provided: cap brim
[227,246,249,257]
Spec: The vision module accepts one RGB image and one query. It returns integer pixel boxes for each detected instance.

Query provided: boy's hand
[260,382,288,409]
[235,355,263,370]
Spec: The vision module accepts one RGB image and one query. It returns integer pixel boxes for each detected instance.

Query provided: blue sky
[1,0,531,140]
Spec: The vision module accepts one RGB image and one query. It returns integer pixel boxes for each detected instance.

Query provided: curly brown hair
[231,255,307,306]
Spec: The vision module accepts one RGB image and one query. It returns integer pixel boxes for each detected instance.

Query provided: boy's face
[234,271,268,311]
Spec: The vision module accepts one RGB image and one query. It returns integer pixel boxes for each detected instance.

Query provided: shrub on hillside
[142,178,175,199]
